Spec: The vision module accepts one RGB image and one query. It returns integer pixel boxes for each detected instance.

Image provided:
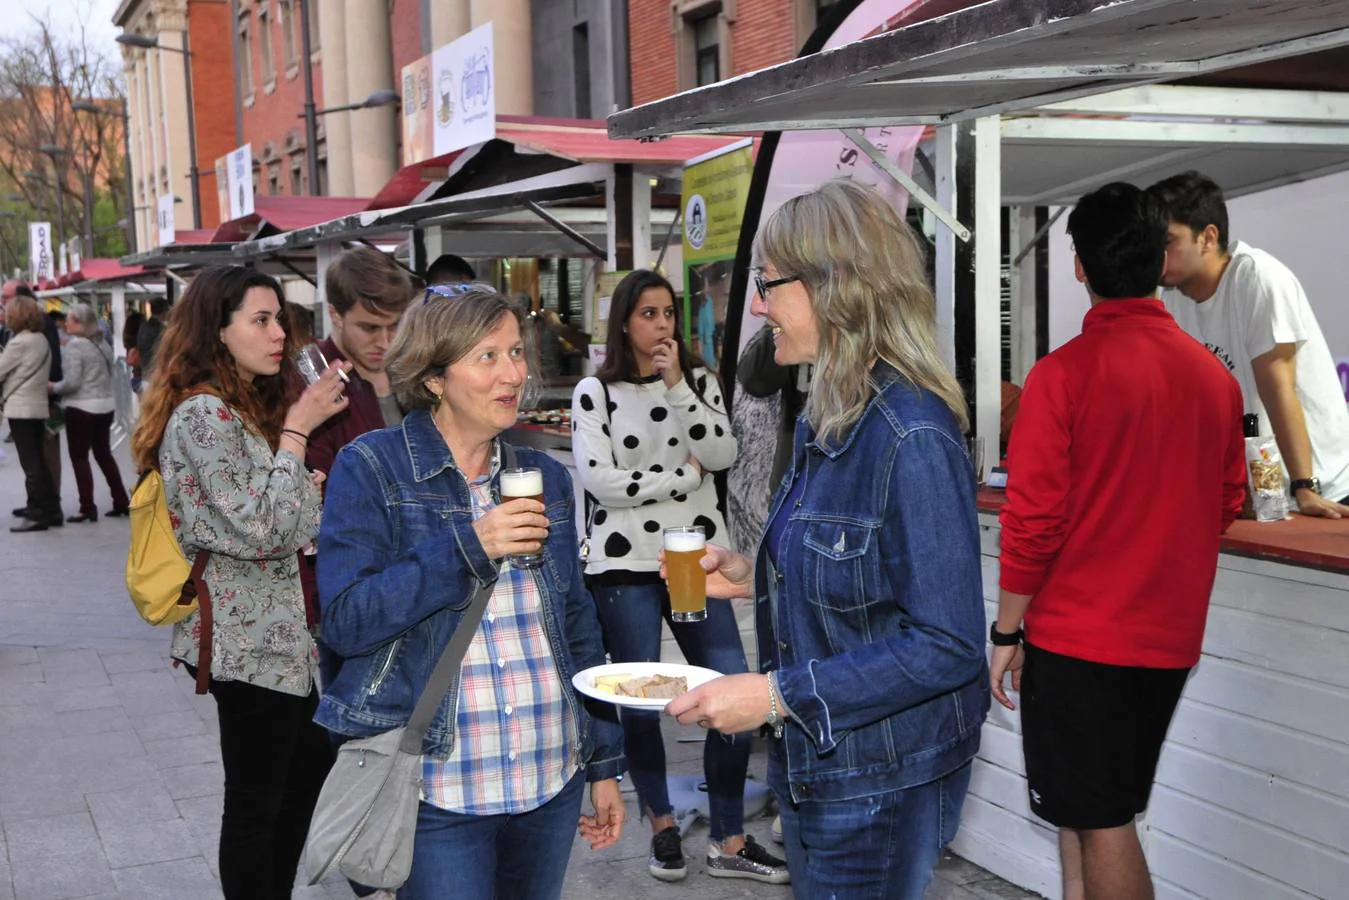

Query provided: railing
[110,359,138,450]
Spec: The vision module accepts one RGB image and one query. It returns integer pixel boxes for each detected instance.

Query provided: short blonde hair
[385,290,534,411]
[65,302,102,339]
[753,179,968,442]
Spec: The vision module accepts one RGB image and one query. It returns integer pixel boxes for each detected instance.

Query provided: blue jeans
[398,770,585,900]
[591,579,751,842]
[773,744,971,900]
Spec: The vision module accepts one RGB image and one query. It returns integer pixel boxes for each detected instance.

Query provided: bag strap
[181,550,213,694]
[1,343,50,410]
[398,439,520,752]
[582,379,613,539]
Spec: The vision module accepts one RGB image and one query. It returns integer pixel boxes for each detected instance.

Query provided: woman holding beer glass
[572,269,789,885]
[316,290,625,899]
[665,180,990,899]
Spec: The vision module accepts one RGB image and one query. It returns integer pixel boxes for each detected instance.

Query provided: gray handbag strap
[398,441,521,754]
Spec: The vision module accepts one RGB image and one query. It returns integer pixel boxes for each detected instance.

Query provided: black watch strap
[989,622,1024,647]
[1290,477,1321,496]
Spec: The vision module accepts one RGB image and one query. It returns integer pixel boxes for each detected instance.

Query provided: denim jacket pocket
[801,519,883,612]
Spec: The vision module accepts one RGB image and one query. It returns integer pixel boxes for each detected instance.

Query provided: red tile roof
[211,196,371,243]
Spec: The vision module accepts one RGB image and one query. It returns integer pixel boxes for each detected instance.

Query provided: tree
[0,10,129,271]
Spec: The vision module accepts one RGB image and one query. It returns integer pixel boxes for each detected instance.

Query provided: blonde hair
[65,302,102,339]
[385,290,535,410]
[753,179,968,443]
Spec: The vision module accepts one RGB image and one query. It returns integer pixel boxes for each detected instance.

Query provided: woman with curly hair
[130,265,350,900]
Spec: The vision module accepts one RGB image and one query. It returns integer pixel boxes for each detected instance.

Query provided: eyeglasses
[754,274,800,300]
[423,282,499,304]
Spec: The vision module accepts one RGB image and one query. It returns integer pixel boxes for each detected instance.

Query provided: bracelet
[281,428,309,441]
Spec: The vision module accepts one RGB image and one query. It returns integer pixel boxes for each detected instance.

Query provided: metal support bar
[842,129,971,242]
[1012,206,1066,266]
[654,208,683,273]
[355,239,421,279]
[523,201,607,259]
[275,256,317,287]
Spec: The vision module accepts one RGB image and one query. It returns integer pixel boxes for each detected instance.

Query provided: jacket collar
[804,360,904,459]
[402,407,501,484]
[1081,297,1172,331]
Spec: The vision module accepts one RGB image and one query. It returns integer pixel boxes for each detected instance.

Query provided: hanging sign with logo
[216,144,255,222]
[681,138,754,371]
[28,222,53,283]
[157,194,176,247]
[401,22,496,165]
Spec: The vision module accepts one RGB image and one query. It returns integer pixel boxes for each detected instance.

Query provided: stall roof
[60,259,146,286]
[210,196,371,243]
[369,114,742,210]
[607,0,1349,138]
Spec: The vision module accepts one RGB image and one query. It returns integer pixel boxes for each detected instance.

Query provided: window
[237,16,254,97]
[573,24,591,119]
[308,0,320,51]
[279,0,298,68]
[693,15,720,86]
[290,158,303,195]
[259,6,274,85]
[268,164,281,196]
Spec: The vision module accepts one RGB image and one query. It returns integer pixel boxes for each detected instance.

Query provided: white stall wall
[1047,172,1349,396]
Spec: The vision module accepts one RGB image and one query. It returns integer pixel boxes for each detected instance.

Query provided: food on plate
[591,672,689,699]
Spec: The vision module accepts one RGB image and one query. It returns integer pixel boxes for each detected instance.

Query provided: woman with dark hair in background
[131,265,350,900]
[572,269,789,886]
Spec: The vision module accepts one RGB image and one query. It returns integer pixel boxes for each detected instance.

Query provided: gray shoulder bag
[302,443,519,890]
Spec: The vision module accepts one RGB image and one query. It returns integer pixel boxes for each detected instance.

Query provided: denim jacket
[759,362,989,803]
[314,408,624,783]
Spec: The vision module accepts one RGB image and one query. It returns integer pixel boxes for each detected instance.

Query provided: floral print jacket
[163,394,322,696]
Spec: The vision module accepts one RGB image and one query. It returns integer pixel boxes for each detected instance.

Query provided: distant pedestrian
[135,296,171,386]
[425,252,476,285]
[131,265,351,900]
[4,282,65,507]
[49,302,130,523]
[0,296,62,531]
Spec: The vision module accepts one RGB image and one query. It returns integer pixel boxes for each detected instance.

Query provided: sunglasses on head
[423,282,499,304]
[754,273,800,300]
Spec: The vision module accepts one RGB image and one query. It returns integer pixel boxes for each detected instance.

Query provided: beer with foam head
[500,467,545,568]
[664,526,707,622]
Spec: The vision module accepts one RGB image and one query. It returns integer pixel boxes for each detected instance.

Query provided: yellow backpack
[126,469,210,626]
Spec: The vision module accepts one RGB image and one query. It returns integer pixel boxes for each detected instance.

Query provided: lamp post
[116,32,201,229]
[302,89,401,118]
[25,166,65,250]
[39,143,94,260]
[298,0,318,194]
[73,99,138,256]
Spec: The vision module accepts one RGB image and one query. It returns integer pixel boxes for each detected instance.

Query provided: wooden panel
[1154,877,1206,900]
[1148,833,1315,900]
[1201,604,1349,692]
[950,793,1062,900]
[1183,655,1349,746]
[978,719,1027,774]
[1209,566,1349,632]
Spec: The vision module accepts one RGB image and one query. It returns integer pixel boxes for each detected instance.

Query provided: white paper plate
[572,662,722,709]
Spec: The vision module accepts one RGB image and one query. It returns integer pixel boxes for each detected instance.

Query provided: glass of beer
[500,467,545,568]
[664,525,707,622]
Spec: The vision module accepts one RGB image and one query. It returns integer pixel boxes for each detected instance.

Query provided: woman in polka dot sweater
[572,269,789,885]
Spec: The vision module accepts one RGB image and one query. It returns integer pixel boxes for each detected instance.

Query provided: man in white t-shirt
[1149,171,1349,516]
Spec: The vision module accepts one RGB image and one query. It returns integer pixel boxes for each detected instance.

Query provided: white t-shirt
[1163,241,1349,502]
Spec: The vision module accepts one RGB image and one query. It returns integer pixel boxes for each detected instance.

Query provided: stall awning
[211,196,371,243]
[60,259,146,286]
[607,0,1349,139]
[368,115,743,210]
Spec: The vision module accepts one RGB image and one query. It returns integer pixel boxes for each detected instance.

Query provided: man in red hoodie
[990,183,1246,900]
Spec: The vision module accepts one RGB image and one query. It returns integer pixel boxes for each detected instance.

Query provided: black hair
[425,253,476,285]
[14,283,36,299]
[1067,182,1168,300]
[595,269,715,405]
[1147,170,1229,252]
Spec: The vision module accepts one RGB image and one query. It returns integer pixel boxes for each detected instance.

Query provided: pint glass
[500,467,545,568]
[664,525,707,622]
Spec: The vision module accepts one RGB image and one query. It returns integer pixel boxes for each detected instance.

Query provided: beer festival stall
[607,1,1349,898]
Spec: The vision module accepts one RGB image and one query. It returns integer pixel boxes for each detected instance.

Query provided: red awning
[171,229,218,246]
[211,196,370,243]
[366,114,746,210]
[61,259,147,286]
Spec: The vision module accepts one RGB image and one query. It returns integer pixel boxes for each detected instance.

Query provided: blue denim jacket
[760,363,989,803]
[314,408,624,783]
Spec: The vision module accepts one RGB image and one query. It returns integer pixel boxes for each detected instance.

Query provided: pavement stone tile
[48,685,122,714]
[130,709,208,743]
[0,864,13,900]
[110,857,223,900]
[87,786,179,828]
[159,762,225,801]
[0,774,90,823]
[98,816,201,869]
[72,757,160,795]
[0,647,38,668]
[4,811,102,862]
[55,706,134,738]
[99,651,172,676]
[141,733,220,770]
[964,878,1045,899]
[9,851,116,900]
[938,851,1006,885]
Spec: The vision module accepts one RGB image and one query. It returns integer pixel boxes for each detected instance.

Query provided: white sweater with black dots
[572,370,736,575]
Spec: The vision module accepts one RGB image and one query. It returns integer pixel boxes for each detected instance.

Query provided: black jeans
[9,417,59,520]
[64,407,129,516]
[209,677,334,900]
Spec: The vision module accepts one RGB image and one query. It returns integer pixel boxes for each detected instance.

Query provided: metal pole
[82,169,95,257]
[298,0,319,194]
[181,29,202,229]
[122,97,137,254]
[52,161,68,251]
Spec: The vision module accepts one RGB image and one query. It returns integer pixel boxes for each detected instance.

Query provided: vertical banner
[58,242,68,277]
[225,144,255,220]
[215,157,230,225]
[681,138,754,371]
[157,194,176,247]
[28,222,53,283]
[401,22,496,165]
[67,237,81,274]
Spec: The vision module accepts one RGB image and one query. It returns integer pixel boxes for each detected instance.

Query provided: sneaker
[648,825,687,882]
[706,834,790,884]
[771,814,783,844]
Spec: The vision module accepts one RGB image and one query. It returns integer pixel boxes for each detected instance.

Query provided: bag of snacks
[1245,433,1290,523]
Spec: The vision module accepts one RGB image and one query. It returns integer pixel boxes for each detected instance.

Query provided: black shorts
[1020,642,1190,830]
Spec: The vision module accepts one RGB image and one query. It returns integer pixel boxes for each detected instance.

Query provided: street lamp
[116,32,201,229]
[73,99,138,255]
[303,89,402,118]
[38,144,94,259]
[24,168,64,249]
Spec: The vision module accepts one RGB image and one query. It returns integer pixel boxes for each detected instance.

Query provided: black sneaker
[706,834,790,884]
[648,825,687,882]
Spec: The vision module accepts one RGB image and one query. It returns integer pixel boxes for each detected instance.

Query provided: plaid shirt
[422,464,577,815]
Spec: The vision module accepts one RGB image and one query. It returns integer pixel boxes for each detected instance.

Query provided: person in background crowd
[136,296,172,385]
[317,290,625,898]
[1149,170,1349,515]
[573,269,789,886]
[123,310,145,391]
[49,302,129,523]
[3,281,64,508]
[131,266,350,900]
[667,180,987,899]
[992,183,1246,900]
[0,296,63,532]
[425,252,477,285]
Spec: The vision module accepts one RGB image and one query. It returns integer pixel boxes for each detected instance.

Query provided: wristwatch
[765,672,786,739]
[989,623,1024,647]
[1290,477,1321,497]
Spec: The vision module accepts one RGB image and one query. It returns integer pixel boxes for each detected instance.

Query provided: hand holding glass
[500,467,545,568]
[665,526,707,622]
[296,343,350,387]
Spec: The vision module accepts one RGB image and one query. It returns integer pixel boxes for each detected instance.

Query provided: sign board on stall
[681,139,753,371]
[28,222,52,283]
[157,194,176,248]
[67,237,80,274]
[217,144,255,222]
[401,23,496,166]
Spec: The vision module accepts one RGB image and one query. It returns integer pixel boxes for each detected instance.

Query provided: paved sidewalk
[0,434,1038,899]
